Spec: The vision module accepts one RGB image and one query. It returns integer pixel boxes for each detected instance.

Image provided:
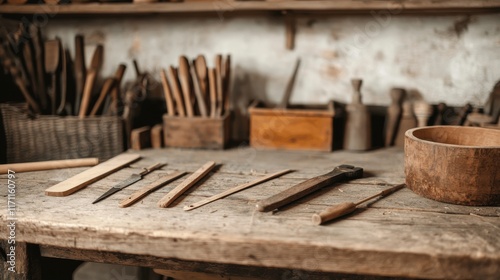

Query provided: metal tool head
[335,165,363,179]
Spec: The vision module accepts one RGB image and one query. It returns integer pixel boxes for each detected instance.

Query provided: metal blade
[92,174,141,204]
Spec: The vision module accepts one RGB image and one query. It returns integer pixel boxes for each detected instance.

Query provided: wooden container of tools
[249,101,335,152]
[162,113,231,150]
[0,103,124,163]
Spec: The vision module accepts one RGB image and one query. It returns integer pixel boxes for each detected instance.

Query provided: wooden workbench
[1,147,499,279]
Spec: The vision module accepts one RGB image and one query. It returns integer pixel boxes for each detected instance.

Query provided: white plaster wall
[45,13,500,107]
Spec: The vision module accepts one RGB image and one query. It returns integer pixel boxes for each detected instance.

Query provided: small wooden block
[45,154,141,197]
[131,126,151,150]
[151,124,164,149]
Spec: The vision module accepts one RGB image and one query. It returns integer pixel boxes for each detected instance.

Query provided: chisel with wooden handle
[93,163,164,204]
[312,184,405,225]
[256,165,363,212]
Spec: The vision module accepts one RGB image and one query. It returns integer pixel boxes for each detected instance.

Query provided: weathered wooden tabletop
[1,147,499,279]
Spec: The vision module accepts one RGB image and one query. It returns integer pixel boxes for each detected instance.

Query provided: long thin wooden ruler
[157,161,216,208]
[45,154,141,197]
[184,169,293,211]
[119,171,186,208]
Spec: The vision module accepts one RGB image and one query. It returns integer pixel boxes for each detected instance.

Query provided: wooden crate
[162,113,230,149]
[249,103,335,152]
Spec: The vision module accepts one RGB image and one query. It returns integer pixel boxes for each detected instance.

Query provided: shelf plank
[1,1,500,15]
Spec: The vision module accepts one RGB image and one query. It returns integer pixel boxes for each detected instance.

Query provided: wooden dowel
[0,158,99,174]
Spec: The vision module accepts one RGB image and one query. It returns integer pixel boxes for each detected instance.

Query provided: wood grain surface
[1,148,499,279]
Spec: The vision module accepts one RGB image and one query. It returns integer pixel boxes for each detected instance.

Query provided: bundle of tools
[160,54,231,118]
[0,21,126,117]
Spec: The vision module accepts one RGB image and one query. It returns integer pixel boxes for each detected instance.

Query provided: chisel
[256,165,363,212]
[93,163,164,204]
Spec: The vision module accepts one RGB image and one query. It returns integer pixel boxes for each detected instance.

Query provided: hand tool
[119,171,186,208]
[208,68,217,118]
[45,153,141,197]
[344,79,371,151]
[222,54,231,113]
[195,55,208,104]
[104,63,126,116]
[57,48,70,115]
[93,162,164,204]
[256,165,363,212]
[0,158,99,174]
[215,54,224,116]
[184,169,293,211]
[384,88,404,147]
[79,44,103,117]
[167,66,186,116]
[312,184,405,225]
[278,58,300,109]
[74,34,86,115]
[44,39,61,114]
[160,68,175,116]
[89,77,115,116]
[190,62,208,117]
[414,100,433,127]
[178,56,194,117]
[158,161,216,208]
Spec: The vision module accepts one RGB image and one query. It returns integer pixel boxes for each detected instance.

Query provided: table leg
[1,242,41,280]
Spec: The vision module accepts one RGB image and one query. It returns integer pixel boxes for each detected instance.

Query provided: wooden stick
[119,171,186,208]
[312,184,405,225]
[208,68,217,118]
[184,169,292,211]
[161,69,175,116]
[45,154,141,197]
[0,158,99,174]
[157,161,216,208]
[190,63,208,117]
[167,66,186,117]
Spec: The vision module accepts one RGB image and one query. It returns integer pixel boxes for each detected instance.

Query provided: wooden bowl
[405,126,500,206]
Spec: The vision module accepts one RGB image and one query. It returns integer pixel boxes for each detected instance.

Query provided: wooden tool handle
[279,58,300,109]
[208,68,217,118]
[168,66,186,117]
[161,69,175,116]
[157,161,216,208]
[139,163,164,176]
[90,78,116,116]
[0,158,99,174]
[215,56,224,116]
[79,71,97,118]
[312,202,356,225]
[256,170,345,212]
[119,171,186,208]
[190,64,208,117]
[178,56,194,117]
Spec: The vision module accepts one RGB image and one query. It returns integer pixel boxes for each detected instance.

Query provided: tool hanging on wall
[312,184,405,225]
[93,163,164,204]
[256,165,363,212]
[158,161,216,208]
[184,169,293,211]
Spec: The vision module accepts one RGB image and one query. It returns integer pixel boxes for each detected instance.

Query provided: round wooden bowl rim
[405,126,500,149]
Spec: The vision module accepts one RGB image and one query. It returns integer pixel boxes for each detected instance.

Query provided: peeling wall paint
[45,14,500,107]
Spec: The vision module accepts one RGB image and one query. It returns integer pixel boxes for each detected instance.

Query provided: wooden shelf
[1,1,500,16]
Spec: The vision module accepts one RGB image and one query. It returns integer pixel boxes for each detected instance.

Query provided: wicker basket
[0,103,124,163]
